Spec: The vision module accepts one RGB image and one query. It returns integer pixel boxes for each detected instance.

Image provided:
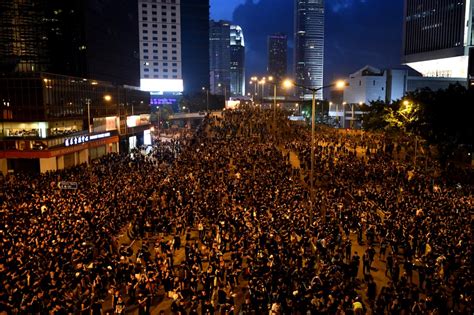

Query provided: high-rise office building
[0,0,139,86]
[402,0,473,79]
[138,0,183,94]
[209,20,231,95]
[294,0,325,99]
[230,25,245,96]
[138,0,209,96]
[267,33,288,85]
[181,0,210,93]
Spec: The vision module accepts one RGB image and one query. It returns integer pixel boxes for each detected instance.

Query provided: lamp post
[202,87,209,112]
[258,78,266,104]
[250,77,258,101]
[86,98,92,133]
[283,79,348,225]
[217,83,227,101]
[265,76,278,128]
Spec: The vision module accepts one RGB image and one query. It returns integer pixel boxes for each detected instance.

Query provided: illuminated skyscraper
[0,0,139,86]
[181,0,210,93]
[230,25,245,96]
[209,20,231,95]
[138,0,183,93]
[267,33,288,85]
[138,0,209,94]
[294,0,325,99]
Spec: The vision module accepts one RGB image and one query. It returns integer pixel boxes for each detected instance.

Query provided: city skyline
[211,0,404,88]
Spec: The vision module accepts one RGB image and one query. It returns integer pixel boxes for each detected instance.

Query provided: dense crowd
[0,108,472,314]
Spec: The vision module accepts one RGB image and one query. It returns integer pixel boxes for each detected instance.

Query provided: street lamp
[250,77,259,99]
[265,76,279,127]
[283,79,348,225]
[217,83,227,101]
[201,87,209,112]
[86,99,92,133]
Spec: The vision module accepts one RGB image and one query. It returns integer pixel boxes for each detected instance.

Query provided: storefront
[0,134,119,174]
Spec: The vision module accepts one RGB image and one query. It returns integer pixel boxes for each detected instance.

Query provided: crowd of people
[0,108,472,314]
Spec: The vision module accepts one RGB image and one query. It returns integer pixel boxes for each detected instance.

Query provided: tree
[360,83,474,166]
[360,101,391,131]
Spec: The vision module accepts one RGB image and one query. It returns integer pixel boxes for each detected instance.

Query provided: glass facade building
[294,0,325,99]
[230,25,245,97]
[181,0,210,93]
[0,73,150,173]
[0,0,139,86]
[267,33,288,86]
[209,20,231,95]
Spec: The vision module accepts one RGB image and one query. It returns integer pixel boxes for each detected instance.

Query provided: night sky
[211,0,404,86]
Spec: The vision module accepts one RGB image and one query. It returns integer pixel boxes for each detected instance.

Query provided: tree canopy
[361,84,474,164]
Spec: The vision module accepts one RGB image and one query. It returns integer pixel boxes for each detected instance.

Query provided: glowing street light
[283,78,349,225]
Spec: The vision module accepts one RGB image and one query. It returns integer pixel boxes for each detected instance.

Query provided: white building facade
[343,66,407,105]
[138,0,183,94]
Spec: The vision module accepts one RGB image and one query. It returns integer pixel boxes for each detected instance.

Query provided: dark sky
[211,0,404,85]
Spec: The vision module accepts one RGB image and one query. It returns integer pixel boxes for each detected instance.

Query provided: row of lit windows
[142,36,178,42]
[142,43,177,48]
[142,23,177,29]
[143,68,178,72]
[142,53,178,60]
[141,17,177,23]
[143,56,178,60]
[143,74,178,79]
[141,11,177,17]
[143,49,178,54]
[143,62,178,66]
[142,30,177,36]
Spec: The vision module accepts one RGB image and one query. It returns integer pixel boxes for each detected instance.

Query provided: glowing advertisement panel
[140,79,183,93]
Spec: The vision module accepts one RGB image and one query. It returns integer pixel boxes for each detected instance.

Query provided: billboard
[140,79,183,93]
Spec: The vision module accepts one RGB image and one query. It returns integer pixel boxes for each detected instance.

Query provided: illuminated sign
[127,116,140,128]
[144,129,152,146]
[225,100,240,109]
[140,79,184,93]
[406,56,469,78]
[64,132,111,147]
[151,98,178,105]
[127,115,150,127]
